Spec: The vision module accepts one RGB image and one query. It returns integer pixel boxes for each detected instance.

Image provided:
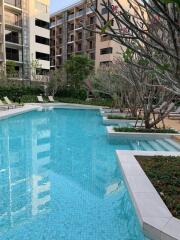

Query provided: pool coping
[0,105,41,120]
[116,150,180,240]
[103,116,138,125]
[29,102,103,109]
[0,103,103,121]
[107,126,180,139]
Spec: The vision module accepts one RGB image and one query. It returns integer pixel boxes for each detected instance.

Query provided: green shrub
[56,97,113,107]
[55,88,87,100]
[107,115,143,120]
[21,95,39,103]
[113,127,178,133]
[136,156,180,219]
[0,86,43,101]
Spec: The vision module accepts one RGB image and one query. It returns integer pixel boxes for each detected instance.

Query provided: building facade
[50,0,122,70]
[0,0,50,83]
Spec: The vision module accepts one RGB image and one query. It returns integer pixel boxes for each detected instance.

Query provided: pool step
[141,140,158,151]
[153,140,170,151]
[132,141,155,151]
[164,139,180,151]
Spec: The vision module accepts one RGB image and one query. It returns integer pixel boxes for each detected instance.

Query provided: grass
[136,156,180,219]
[107,115,143,120]
[113,127,178,134]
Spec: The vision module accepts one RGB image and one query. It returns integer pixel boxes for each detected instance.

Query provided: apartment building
[50,0,96,69]
[50,0,122,70]
[0,0,50,82]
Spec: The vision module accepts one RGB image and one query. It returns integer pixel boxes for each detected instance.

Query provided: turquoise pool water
[0,109,179,240]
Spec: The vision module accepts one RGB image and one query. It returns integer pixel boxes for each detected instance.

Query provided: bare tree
[86,0,180,94]
[47,68,66,96]
[92,60,176,128]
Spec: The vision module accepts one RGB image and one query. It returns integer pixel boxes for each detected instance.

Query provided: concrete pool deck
[116,150,180,240]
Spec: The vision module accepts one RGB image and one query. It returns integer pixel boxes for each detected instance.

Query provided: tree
[92,60,176,128]
[64,54,94,89]
[87,0,180,94]
[47,68,66,96]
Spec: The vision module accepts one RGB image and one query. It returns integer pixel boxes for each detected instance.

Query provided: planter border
[103,116,138,125]
[107,126,180,139]
[116,150,180,240]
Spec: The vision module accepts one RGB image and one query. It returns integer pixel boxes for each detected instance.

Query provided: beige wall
[95,0,129,69]
[29,0,50,73]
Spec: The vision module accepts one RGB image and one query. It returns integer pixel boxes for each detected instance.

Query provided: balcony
[67,47,74,54]
[5,35,21,45]
[75,23,82,30]
[68,14,74,21]
[0,52,3,61]
[75,10,84,18]
[50,22,56,28]
[4,0,22,12]
[57,19,63,25]
[67,36,74,43]
[0,34,3,43]
[86,6,95,14]
[5,19,22,29]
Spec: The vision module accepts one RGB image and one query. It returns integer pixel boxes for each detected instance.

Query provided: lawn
[136,156,180,219]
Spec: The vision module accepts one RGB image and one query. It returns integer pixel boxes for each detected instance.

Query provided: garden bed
[136,156,180,219]
[113,127,178,134]
[107,115,142,120]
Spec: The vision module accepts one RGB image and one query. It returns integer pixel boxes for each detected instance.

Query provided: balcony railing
[68,14,74,21]
[5,19,22,27]
[86,6,95,14]
[75,10,84,18]
[50,22,56,28]
[75,24,82,30]
[4,0,22,9]
[57,19,63,25]
[6,36,21,44]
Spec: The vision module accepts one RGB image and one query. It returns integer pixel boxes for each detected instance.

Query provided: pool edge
[116,150,180,240]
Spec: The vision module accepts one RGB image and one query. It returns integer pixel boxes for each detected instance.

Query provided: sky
[50,0,79,13]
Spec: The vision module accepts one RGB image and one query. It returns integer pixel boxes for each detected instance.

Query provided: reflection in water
[0,112,51,234]
[0,109,147,240]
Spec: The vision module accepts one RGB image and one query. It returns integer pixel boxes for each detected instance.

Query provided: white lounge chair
[154,101,167,113]
[169,106,180,119]
[0,100,10,110]
[37,96,44,103]
[169,106,180,115]
[164,102,175,114]
[3,97,16,108]
[48,96,55,102]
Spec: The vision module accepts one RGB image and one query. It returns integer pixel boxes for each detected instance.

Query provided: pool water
[0,109,179,240]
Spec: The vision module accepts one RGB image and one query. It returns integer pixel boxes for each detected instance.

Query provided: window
[35,35,49,45]
[36,68,49,75]
[89,41,93,49]
[101,7,108,15]
[100,47,113,55]
[6,48,19,61]
[100,61,112,66]
[35,19,49,29]
[101,34,112,42]
[5,11,21,26]
[5,30,20,44]
[90,16,95,24]
[36,52,50,61]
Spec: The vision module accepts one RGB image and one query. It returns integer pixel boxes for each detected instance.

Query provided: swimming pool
[0,109,179,240]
